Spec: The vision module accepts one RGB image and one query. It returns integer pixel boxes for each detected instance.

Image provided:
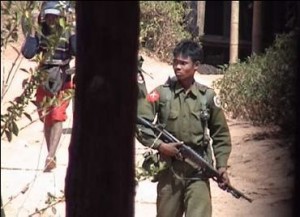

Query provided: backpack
[42,66,66,95]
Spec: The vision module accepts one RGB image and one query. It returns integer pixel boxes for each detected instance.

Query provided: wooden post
[197,1,206,36]
[252,1,262,54]
[229,1,239,64]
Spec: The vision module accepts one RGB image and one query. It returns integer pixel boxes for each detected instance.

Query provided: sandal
[43,157,57,172]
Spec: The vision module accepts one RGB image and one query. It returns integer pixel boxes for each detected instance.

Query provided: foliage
[135,164,154,183]
[1,1,75,142]
[1,1,42,50]
[139,1,191,63]
[1,1,41,142]
[213,31,297,135]
[135,150,161,183]
[1,65,74,142]
[28,192,65,216]
[1,67,40,141]
[1,1,189,141]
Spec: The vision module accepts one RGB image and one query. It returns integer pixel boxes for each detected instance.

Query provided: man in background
[21,1,76,172]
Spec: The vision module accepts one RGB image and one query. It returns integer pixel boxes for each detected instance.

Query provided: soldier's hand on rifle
[217,167,230,190]
[158,142,183,159]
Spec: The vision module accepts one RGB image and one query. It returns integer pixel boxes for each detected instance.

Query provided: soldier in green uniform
[137,55,148,101]
[136,39,232,217]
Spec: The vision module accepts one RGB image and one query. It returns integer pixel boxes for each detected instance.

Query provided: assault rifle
[137,116,253,203]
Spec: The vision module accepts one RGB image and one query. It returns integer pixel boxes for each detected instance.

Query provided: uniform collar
[174,81,198,97]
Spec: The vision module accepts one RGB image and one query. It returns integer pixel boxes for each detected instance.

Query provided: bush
[139,1,191,63]
[213,31,298,135]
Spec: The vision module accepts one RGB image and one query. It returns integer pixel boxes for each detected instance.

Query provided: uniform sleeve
[137,82,147,100]
[21,35,39,59]
[136,87,163,149]
[207,89,232,169]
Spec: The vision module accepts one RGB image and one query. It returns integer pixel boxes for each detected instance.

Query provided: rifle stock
[137,116,253,203]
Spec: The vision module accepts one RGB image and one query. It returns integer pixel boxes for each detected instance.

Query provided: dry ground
[1,43,295,217]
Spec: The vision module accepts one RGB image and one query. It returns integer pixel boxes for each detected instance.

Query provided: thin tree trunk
[229,1,239,64]
[1,197,5,217]
[197,1,206,37]
[252,1,262,54]
[65,2,139,217]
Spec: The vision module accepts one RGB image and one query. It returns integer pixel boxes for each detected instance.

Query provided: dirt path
[1,46,294,217]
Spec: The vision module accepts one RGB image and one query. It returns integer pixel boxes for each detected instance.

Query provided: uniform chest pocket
[190,110,203,135]
[168,110,179,119]
[165,109,179,133]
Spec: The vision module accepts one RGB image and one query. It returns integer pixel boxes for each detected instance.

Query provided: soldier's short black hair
[173,39,204,63]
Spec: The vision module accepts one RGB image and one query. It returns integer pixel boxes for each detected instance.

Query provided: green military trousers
[156,168,212,217]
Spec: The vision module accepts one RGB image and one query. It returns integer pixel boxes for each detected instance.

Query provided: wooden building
[185,1,299,66]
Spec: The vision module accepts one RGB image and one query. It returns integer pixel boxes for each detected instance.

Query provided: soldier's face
[45,14,60,28]
[172,55,199,81]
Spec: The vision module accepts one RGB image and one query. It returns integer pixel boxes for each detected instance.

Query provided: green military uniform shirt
[137,79,231,169]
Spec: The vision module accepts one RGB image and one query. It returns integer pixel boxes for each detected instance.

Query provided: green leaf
[5,130,12,142]
[51,207,57,214]
[8,100,14,105]
[19,68,30,73]
[12,121,19,136]
[59,18,65,28]
[30,100,37,106]
[23,112,33,122]
[25,10,29,18]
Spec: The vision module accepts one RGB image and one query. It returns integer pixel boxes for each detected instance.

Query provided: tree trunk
[197,1,206,37]
[65,2,139,217]
[229,1,239,64]
[1,197,5,217]
[252,1,262,54]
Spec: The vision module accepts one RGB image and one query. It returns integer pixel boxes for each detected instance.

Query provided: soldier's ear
[194,60,200,71]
